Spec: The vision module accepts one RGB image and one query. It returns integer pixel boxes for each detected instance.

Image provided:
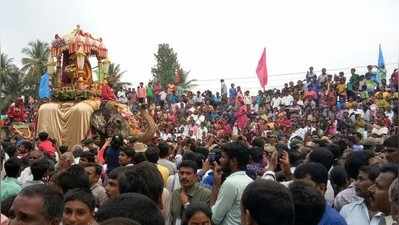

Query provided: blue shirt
[319,205,347,225]
[229,88,237,99]
[212,171,253,225]
[105,147,120,173]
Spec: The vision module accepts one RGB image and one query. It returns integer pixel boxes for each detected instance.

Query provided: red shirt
[38,140,56,157]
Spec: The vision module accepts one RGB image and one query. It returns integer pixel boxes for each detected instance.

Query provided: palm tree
[21,40,49,96]
[0,67,26,112]
[0,51,15,93]
[107,63,130,91]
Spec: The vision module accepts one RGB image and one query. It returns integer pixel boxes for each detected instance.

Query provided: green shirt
[147,86,154,97]
[212,171,253,225]
[170,183,211,225]
[0,177,22,201]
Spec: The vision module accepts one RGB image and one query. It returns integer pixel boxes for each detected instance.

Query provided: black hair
[59,145,69,154]
[121,147,136,159]
[379,163,399,178]
[20,140,33,151]
[38,131,49,141]
[252,137,265,148]
[111,135,124,149]
[144,146,160,164]
[1,195,16,217]
[3,143,17,158]
[384,135,399,149]
[64,188,96,212]
[31,158,50,181]
[182,151,203,169]
[79,151,96,163]
[18,184,64,221]
[221,142,250,170]
[182,202,212,225]
[54,165,90,193]
[108,166,129,193]
[84,163,103,176]
[308,147,334,170]
[4,157,21,178]
[100,217,142,225]
[329,166,349,195]
[194,146,209,159]
[158,142,170,158]
[344,151,370,180]
[359,164,380,182]
[123,162,164,204]
[241,180,294,225]
[288,181,325,225]
[133,152,147,164]
[178,160,198,173]
[249,146,264,163]
[96,193,164,225]
[294,162,328,185]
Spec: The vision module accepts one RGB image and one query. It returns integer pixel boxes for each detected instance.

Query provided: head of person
[123,162,164,208]
[58,152,75,171]
[38,132,49,141]
[9,184,64,225]
[18,140,33,155]
[306,147,334,171]
[220,142,250,173]
[4,157,22,178]
[389,178,399,222]
[78,151,96,167]
[54,165,90,194]
[329,166,349,195]
[383,135,399,164]
[288,181,325,225]
[84,163,103,186]
[100,217,142,225]
[344,151,370,181]
[294,162,328,194]
[158,142,170,159]
[355,165,380,200]
[144,146,160,164]
[62,189,96,225]
[96,193,164,225]
[27,150,45,165]
[105,166,128,200]
[31,158,50,181]
[241,180,294,225]
[118,148,135,166]
[182,202,212,225]
[110,135,123,149]
[368,163,399,214]
[178,160,198,190]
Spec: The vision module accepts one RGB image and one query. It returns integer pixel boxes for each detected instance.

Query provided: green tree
[107,63,130,92]
[21,40,49,97]
[0,52,26,111]
[151,43,196,91]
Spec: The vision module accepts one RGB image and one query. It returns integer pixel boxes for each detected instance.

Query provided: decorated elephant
[90,102,157,143]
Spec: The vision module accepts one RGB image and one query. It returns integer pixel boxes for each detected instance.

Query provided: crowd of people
[0,65,399,225]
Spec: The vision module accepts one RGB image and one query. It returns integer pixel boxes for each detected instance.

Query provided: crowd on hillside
[0,65,398,225]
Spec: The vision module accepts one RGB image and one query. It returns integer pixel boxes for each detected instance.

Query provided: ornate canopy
[50,25,108,59]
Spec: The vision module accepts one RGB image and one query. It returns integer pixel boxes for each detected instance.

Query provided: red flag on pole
[256,48,268,90]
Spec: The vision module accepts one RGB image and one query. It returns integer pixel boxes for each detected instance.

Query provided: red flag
[256,48,268,90]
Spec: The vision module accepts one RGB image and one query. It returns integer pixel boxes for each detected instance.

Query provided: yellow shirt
[157,164,170,186]
[336,84,346,95]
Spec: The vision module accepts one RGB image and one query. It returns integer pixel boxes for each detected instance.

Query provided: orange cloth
[137,87,146,98]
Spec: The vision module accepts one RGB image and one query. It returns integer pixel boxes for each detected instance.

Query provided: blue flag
[39,72,51,99]
[378,44,385,68]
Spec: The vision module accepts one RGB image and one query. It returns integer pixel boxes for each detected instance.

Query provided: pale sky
[1,0,399,92]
